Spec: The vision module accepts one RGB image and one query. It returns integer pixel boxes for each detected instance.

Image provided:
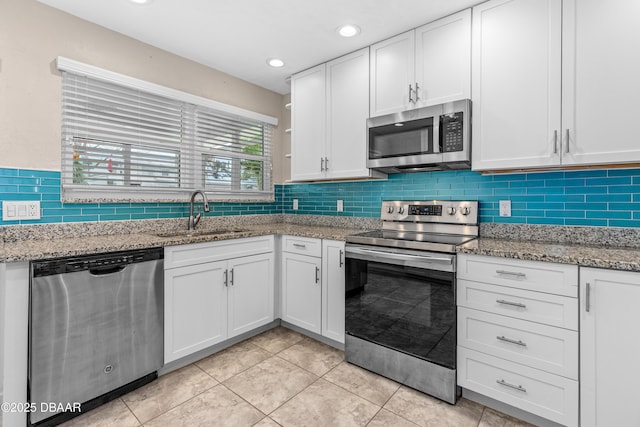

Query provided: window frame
[57,57,277,202]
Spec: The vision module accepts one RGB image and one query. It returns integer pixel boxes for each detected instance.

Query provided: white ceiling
[37,0,484,94]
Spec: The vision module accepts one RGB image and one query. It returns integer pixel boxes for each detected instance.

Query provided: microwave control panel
[440,112,464,152]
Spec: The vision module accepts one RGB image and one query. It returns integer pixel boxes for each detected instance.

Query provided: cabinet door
[580,268,640,427]
[562,0,640,166]
[227,253,274,338]
[281,252,322,334]
[415,9,471,107]
[326,48,370,179]
[370,30,415,117]
[321,240,345,343]
[164,261,227,363]
[291,64,326,181]
[471,0,562,171]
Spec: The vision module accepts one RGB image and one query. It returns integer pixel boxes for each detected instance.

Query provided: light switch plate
[2,201,41,221]
[499,200,511,217]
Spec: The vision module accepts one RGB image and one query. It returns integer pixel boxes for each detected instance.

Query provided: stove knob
[461,207,471,216]
[398,206,405,214]
[387,206,394,214]
[447,207,457,215]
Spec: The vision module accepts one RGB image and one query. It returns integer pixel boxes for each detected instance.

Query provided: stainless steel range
[344,200,478,404]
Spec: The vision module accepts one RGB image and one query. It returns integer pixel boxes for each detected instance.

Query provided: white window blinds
[58,58,275,201]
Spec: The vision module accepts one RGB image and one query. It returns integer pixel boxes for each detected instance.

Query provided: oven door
[345,244,456,369]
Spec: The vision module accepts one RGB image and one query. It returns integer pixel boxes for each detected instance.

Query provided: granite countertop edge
[458,237,640,272]
[2,222,640,272]
[0,223,363,263]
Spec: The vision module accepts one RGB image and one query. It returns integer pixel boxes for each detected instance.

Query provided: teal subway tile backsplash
[3,167,640,227]
[282,168,640,227]
[0,168,282,226]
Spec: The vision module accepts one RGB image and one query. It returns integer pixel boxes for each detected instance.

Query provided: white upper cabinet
[472,0,562,170]
[561,0,640,166]
[291,48,382,182]
[473,0,640,171]
[414,10,471,108]
[370,31,415,117]
[291,64,326,181]
[370,9,471,117]
[325,49,372,179]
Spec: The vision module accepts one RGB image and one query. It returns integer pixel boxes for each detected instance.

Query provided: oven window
[345,259,455,369]
[368,118,433,159]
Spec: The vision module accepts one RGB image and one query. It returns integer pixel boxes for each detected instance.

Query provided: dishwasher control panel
[32,248,164,276]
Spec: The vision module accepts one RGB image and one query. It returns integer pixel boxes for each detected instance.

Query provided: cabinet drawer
[165,235,274,269]
[282,235,322,257]
[457,347,578,427]
[457,254,578,297]
[458,307,578,379]
[457,279,578,330]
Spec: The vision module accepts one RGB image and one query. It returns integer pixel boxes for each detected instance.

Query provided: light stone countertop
[0,223,365,263]
[2,216,640,272]
[459,237,640,272]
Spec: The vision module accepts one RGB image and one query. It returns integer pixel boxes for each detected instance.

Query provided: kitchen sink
[151,229,247,238]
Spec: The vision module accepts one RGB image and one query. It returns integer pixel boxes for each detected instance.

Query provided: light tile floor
[60,326,535,427]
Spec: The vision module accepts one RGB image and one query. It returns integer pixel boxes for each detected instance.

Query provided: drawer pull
[496,299,527,309]
[496,270,526,278]
[497,335,527,347]
[585,282,591,312]
[496,379,527,393]
[315,266,320,283]
[293,243,307,249]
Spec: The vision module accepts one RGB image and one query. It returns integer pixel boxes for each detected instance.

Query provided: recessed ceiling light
[129,0,152,4]
[337,24,361,38]
[267,58,285,68]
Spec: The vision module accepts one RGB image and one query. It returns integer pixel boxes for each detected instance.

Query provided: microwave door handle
[433,117,440,153]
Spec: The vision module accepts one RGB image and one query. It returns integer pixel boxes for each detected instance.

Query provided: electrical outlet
[337,200,343,212]
[2,201,41,221]
[499,200,511,217]
[293,199,298,210]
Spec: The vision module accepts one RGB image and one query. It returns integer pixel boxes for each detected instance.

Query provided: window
[58,57,276,201]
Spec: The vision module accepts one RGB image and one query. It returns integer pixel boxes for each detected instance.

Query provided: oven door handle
[346,247,453,265]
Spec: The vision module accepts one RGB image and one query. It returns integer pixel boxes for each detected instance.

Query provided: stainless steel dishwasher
[29,248,164,426]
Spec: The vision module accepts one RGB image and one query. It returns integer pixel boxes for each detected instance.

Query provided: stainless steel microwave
[367,99,471,173]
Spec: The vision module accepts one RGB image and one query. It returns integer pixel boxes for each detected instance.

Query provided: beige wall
[0,0,289,184]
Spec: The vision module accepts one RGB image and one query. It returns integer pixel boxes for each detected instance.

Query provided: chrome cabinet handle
[408,84,414,103]
[224,269,228,287]
[496,270,526,278]
[325,157,329,171]
[315,266,320,283]
[585,282,591,312]
[553,130,558,154]
[565,129,570,153]
[339,249,344,268]
[496,379,527,393]
[320,157,325,171]
[496,299,527,309]
[293,243,307,249]
[229,268,234,286]
[497,335,527,347]
[414,82,420,102]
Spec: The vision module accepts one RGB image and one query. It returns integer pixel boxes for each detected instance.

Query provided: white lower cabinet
[580,267,640,427]
[322,240,345,343]
[280,236,345,343]
[164,236,274,363]
[280,250,322,334]
[457,254,579,426]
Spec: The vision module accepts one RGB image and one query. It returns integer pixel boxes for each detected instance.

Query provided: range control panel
[381,200,478,225]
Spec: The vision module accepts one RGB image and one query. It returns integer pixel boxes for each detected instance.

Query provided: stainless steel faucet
[188,190,210,231]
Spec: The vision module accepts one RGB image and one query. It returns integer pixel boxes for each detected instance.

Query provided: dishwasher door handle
[89,265,127,276]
